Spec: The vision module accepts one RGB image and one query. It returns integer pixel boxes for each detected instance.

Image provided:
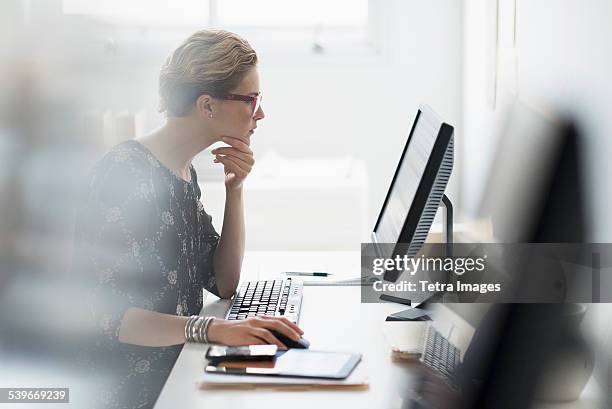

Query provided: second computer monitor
[371,104,454,282]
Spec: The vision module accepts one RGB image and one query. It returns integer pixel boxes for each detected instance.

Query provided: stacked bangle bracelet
[184,315,214,343]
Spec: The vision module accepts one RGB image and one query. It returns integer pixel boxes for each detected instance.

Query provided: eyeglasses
[219,92,262,117]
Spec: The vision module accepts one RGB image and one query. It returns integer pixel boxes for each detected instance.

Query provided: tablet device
[205,350,361,380]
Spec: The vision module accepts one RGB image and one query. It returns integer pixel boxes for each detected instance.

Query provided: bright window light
[217,0,368,27]
[62,0,210,24]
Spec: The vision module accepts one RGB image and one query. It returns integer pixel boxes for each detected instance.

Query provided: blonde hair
[159,29,258,117]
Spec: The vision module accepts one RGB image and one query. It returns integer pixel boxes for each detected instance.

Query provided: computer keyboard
[420,325,461,381]
[225,278,303,324]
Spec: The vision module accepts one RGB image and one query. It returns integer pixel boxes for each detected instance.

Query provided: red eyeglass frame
[219,92,262,117]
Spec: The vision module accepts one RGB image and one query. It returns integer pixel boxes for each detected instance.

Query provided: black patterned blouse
[72,140,220,409]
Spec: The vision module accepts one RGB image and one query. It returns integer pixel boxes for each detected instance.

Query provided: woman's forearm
[213,186,244,298]
[118,307,188,347]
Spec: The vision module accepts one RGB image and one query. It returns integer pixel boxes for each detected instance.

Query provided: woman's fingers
[214,156,248,177]
[258,316,304,335]
[213,138,254,190]
[211,147,254,166]
[251,328,287,349]
[221,136,252,154]
[214,153,252,172]
[254,318,301,341]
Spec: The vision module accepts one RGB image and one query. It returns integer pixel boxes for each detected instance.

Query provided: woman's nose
[254,105,265,120]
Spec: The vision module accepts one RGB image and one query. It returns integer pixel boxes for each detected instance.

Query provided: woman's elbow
[212,263,240,298]
[216,289,235,299]
[214,276,239,299]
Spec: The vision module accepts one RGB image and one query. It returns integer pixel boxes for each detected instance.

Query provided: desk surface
[154,251,603,409]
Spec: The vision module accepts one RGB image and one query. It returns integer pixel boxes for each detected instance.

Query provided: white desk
[154,251,603,409]
[154,251,419,409]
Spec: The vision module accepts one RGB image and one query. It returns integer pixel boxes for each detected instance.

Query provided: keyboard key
[227,279,302,322]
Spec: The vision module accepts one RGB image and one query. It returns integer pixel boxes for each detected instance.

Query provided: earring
[209,113,213,118]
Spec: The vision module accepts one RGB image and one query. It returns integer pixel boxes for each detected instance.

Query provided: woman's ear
[196,94,215,119]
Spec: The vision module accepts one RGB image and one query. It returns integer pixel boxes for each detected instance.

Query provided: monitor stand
[384,195,453,321]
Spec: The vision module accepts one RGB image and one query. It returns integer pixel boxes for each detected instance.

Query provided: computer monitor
[479,101,586,243]
[372,104,454,282]
[449,105,590,407]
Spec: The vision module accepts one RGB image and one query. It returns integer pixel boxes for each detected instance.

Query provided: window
[62,0,210,25]
[63,0,367,27]
[217,0,367,27]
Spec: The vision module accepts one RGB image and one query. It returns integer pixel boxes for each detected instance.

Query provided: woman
[73,29,303,409]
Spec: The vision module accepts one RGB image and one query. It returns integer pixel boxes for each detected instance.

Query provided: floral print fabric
[72,140,220,408]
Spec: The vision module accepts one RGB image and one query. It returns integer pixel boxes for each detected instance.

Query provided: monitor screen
[374,109,441,244]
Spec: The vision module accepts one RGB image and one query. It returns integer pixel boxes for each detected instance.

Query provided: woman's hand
[212,136,254,190]
[206,316,304,349]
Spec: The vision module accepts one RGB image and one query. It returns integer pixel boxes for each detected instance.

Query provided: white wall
[463,0,612,383]
[463,0,612,240]
[515,0,612,242]
[250,0,464,243]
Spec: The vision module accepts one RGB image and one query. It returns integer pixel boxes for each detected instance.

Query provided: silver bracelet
[184,316,214,343]
[202,317,215,344]
[184,315,198,343]
[193,316,206,343]
[190,315,200,343]
[184,316,191,342]
[202,318,210,343]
